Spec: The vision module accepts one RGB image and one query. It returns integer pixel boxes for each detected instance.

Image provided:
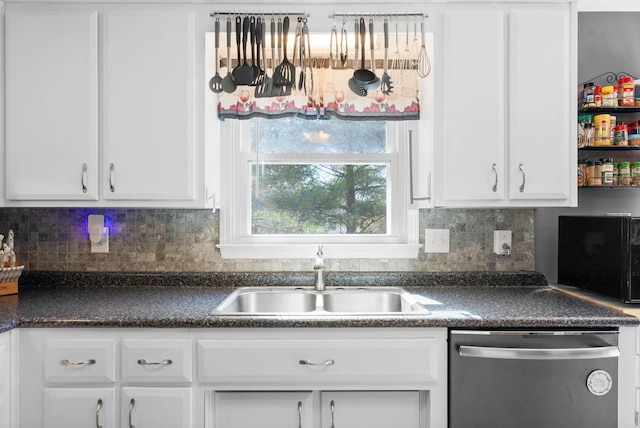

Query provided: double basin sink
[210,286,431,316]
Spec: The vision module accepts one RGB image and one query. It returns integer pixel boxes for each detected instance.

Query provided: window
[218,117,425,259]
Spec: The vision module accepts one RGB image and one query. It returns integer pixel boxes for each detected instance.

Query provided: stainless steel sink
[210,286,431,315]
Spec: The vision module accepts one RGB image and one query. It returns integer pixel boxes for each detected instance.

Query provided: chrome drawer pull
[129,398,136,428]
[60,358,96,366]
[519,163,526,192]
[96,398,103,428]
[137,358,173,366]
[299,359,334,366]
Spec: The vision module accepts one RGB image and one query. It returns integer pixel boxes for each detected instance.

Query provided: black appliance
[558,215,640,303]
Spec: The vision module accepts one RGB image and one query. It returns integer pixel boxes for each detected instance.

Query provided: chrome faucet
[313,245,326,291]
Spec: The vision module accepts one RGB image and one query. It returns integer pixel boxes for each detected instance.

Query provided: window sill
[217,244,423,259]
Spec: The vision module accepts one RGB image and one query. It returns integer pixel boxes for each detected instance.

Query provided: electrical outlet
[425,229,450,253]
[494,230,512,256]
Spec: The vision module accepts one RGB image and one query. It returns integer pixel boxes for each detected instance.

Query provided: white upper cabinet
[4,4,211,208]
[102,10,196,201]
[5,9,99,201]
[434,2,577,207]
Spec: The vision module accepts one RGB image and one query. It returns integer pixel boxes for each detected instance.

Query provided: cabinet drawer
[122,339,192,384]
[44,339,116,385]
[198,337,439,387]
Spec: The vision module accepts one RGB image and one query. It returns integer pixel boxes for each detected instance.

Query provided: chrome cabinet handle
[60,358,96,366]
[299,359,334,366]
[109,163,115,192]
[492,163,498,192]
[298,401,303,428]
[96,399,103,428]
[330,400,336,428]
[129,398,136,428]
[137,358,172,366]
[81,163,88,194]
[519,163,525,192]
[408,130,430,203]
[459,345,620,360]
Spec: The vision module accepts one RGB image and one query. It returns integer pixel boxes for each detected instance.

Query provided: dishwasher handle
[458,345,620,360]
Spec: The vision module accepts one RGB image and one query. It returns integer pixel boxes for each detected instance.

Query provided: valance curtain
[217,66,420,121]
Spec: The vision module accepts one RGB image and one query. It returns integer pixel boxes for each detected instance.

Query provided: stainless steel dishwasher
[449,330,619,428]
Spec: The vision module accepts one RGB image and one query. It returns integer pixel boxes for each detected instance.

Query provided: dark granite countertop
[0,271,636,332]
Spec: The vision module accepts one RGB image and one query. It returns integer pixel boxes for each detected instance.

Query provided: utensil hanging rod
[210,12,309,18]
[329,12,427,19]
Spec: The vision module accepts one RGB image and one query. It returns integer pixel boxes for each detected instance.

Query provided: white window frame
[217,119,426,259]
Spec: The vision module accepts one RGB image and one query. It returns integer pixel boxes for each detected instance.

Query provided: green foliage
[252,163,387,235]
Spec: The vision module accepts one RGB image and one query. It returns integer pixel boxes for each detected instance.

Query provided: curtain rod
[329,12,428,19]
[210,11,309,18]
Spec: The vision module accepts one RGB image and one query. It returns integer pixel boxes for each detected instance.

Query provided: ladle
[353,18,376,86]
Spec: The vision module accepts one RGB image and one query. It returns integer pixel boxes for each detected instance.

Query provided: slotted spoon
[209,18,223,93]
[380,19,393,95]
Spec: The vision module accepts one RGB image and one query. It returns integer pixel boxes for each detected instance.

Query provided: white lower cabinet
[18,327,446,428]
[122,387,192,428]
[197,328,446,428]
[212,390,420,428]
[0,331,12,428]
[44,388,116,428]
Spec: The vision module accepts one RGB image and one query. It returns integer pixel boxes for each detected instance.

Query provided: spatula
[232,16,254,86]
[221,18,237,93]
[208,18,223,93]
[273,16,295,89]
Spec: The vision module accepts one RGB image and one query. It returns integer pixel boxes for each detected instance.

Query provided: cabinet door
[102,9,196,201]
[439,8,506,203]
[44,388,115,428]
[122,387,192,428]
[320,391,421,428]
[508,5,574,203]
[0,332,10,428]
[213,391,313,428]
[5,8,99,200]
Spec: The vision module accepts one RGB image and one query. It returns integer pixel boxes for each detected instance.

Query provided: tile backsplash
[0,208,534,272]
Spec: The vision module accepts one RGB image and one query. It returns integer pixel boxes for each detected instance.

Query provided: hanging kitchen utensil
[348,18,367,97]
[249,17,260,85]
[222,18,237,93]
[302,18,313,95]
[253,18,266,92]
[380,19,393,95]
[353,18,376,86]
[209,17,223,93]
[329,22,338,69]
[292,17,302,91]
[340,19,348,68]
[255,19,272,98]
[233,16,254,85]
[363,18,380,90]
[418,19,431,78]
[273,16,295,88]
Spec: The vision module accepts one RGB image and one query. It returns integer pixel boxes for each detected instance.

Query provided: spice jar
[594,85,602,107]
[619,76,635,106]
[587,161,602,186]
[619,161,631,186]
[602,85,616,107]
[593,114,611,146]
[578,159,587,187]
[633,162,640,186]
[615,123,629,145]
[613,162,619,186]
[600,158,614,186]
[583,82,596,108]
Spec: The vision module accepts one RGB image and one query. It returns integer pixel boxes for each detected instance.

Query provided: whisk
[418,19,431,78]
